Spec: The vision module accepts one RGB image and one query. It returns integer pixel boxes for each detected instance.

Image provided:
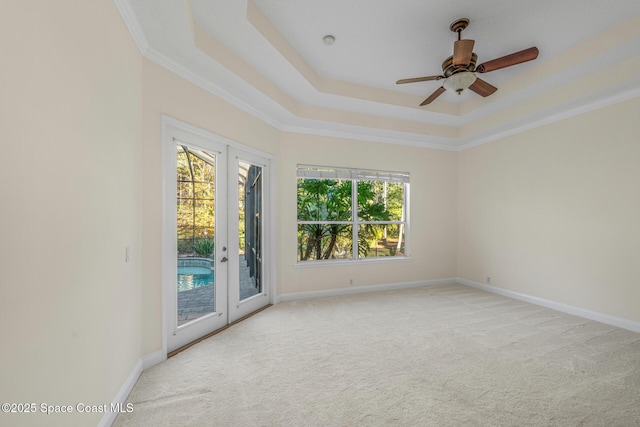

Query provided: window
[176,145,216,257]
[297,165,409,262]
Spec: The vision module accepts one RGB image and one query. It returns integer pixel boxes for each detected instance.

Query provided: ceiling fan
[396,18,539,106]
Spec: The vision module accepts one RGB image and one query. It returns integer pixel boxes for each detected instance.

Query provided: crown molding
[457,80,640,150]
[113,0,152,55]
[115,0,640,152]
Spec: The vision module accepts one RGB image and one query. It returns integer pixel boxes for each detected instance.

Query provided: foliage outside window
[177,145,215,257]
[297,165,409,262]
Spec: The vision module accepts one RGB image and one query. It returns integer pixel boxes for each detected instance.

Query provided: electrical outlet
[349,278,354,285]
[486,276,491,284]
[125,245,131,263]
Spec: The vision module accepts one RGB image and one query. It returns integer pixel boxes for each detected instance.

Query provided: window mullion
[403,182,409,256]
[297,221,352,225]
[352,179,358,260]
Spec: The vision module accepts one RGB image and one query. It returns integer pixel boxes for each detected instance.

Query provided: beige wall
[140,60,280,354]
[458,96,640,322]
[139,62,458,353]
[2,2,639,424]
[277,133,458,295]
[0,1,142,426]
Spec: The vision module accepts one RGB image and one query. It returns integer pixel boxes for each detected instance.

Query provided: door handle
[220,256,228,263]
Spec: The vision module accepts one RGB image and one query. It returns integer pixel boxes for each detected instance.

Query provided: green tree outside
[177,146,215,257]
[297,178,401,261]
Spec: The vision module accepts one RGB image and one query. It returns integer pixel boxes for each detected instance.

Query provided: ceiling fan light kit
[396,18,539,106]
[443,71,477,95]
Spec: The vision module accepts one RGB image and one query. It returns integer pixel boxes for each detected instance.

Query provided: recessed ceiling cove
[121,0,640,149]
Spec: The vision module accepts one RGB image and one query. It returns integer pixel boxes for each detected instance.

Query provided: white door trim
[161,116,274,355]
[227,147,272,323]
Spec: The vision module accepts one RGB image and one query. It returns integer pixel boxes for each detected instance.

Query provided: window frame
[296,165,410,264]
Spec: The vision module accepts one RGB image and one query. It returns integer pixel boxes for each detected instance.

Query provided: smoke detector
[322,35,335,46]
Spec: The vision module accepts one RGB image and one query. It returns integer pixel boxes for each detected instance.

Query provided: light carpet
[114,284,640,426]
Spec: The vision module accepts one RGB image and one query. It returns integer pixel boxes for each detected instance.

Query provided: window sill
[294,256,412,268]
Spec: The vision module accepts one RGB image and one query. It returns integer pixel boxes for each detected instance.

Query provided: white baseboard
[99,277,638,427]
[98,350,166,427]
[97,359,142,427]
[457,278,640,333]
[142,349,166,370]
[275,277,456,303]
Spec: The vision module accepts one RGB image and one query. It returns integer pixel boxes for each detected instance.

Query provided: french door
[163,119,270,353]
[227,148,270,322]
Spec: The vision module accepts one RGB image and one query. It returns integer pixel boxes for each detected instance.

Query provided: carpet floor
[114,284,640,426]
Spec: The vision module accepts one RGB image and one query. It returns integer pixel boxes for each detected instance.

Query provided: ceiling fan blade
[476,47,539,73]
[396,75,443,84]
[468,78,498,97]
[453,39,475,67]
[420,87,446,106]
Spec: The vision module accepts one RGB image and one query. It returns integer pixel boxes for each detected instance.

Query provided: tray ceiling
[119,0,640,149]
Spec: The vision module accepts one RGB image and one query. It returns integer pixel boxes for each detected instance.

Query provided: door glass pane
[238,162,262,301]
[176,145,216,326]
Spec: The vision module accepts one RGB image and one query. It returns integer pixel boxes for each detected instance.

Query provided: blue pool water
[177,266,214,291]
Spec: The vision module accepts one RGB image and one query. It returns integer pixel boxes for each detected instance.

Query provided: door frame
[227,147,272,323]
[161,116,275,355]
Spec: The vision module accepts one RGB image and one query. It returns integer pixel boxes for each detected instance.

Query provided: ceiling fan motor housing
[442,54,477,77]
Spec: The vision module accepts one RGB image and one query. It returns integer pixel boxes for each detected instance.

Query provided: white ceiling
[120,0,640,149]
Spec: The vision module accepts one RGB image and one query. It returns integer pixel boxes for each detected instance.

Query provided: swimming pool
[177,259,214,291]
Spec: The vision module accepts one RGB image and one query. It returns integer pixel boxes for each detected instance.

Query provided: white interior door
[163,120,271,353]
